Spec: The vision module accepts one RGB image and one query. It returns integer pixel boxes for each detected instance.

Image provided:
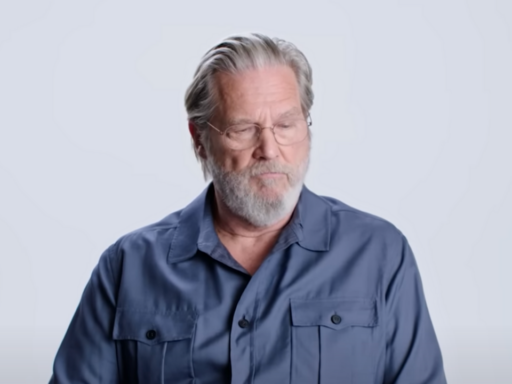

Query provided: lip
[257,172,284,178]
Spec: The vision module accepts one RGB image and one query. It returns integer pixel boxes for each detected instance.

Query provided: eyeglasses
[206,114,312,150]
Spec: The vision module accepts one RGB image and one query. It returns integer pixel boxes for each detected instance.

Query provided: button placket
[230,268,266,384]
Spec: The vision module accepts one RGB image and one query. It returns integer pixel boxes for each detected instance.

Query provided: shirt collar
[167,183,331,264]
[294,185,331,252]
[167,183,214,264]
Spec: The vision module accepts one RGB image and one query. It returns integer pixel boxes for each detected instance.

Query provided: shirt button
[331,314,342,324]
[238,318,250,328]
[146,330,157,340]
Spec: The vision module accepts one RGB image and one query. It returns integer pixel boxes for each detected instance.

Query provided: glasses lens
[274,118,308,145]
[223,118,309,150]
[224,124,259,149]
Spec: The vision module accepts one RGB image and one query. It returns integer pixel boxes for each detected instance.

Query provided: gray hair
[184,33,314,180]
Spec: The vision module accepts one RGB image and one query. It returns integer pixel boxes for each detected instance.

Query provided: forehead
[213,65,301,120]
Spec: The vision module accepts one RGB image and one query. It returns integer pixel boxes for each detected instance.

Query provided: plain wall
[1,0,511,382]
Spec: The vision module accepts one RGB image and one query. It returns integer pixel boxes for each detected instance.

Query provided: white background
[1,0,511,382]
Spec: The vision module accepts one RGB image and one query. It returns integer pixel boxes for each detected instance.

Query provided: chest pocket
[112,308,197,384]
[290,298,379,384]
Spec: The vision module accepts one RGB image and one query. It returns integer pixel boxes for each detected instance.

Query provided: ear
[188,121,207,159]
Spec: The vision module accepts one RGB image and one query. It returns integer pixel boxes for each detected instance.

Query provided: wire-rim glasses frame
[206,113,312,150]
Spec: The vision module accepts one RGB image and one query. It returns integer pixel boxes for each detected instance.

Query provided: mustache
[247,162,294,177]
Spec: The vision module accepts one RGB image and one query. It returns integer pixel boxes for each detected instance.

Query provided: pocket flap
[290,298,378,330]
[112,308,197,345]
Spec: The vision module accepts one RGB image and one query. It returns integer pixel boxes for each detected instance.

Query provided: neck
[212,187,296,239]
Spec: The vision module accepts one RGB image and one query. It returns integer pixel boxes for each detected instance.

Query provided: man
[50,33,446,383]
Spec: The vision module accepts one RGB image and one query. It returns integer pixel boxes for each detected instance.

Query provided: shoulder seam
[331,207,396,226]
[106,245,116,289]
[121,224,179,238]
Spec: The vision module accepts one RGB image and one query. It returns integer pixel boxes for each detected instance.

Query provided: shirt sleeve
[49,244,119,384]
[383,235,447,384]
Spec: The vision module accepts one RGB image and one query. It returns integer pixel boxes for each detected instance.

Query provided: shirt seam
[330,207,398,227]
[104,244,118,384]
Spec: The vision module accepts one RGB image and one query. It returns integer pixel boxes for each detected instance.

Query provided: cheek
[229,153,255,172]
[212,148,253,172]
[282,142,310,165]
[207,139,231,166]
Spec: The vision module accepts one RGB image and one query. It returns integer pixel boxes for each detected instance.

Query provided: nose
[252,126,280,160]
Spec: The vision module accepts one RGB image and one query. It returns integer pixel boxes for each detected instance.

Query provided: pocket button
[331,314,342,324]
[145,329,157,340]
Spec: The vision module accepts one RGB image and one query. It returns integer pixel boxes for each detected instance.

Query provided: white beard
[206,153,310,227]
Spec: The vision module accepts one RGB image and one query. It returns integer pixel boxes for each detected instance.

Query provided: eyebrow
[225,107,303,126]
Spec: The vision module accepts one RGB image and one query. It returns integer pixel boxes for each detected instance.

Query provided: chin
[254,184,288,202]
[253,177,286,189]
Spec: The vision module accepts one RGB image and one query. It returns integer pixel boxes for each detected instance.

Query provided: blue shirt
[50,184,446,384]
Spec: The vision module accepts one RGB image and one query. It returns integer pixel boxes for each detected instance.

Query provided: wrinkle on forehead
[224,107,303,126]
[212,65,301,125]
